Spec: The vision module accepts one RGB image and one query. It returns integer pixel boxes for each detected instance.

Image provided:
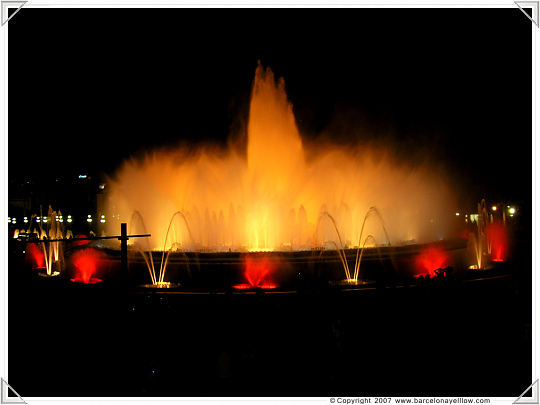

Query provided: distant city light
[99,183,106,190]
[509,208,516,214]
[79,175,87,179]
[455,213,460,216]
[492,206,497,211]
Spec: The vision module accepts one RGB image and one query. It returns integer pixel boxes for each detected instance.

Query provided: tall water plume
[106,63,457,251]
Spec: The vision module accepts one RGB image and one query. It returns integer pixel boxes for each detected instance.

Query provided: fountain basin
[139,282,181,289]
[61,238,468,291]
[70,277,103,284]
[38,271,61,277]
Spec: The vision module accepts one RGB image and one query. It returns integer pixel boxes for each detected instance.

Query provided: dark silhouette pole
[120,223,128,279]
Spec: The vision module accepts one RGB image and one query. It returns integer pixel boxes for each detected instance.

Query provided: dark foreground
[8,246,532,398]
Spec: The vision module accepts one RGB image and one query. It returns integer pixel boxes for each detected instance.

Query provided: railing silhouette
[26,223,151,278]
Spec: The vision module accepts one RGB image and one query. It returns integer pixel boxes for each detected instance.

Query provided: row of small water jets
[115,200,507,287]
[20,201,502,286]
[129,207,391,287]
[19,205,391,284]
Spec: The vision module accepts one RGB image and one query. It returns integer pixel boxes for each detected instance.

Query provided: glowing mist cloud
[233,255,278,289]
[105,63,457,251]
[71,248,105,283]
[26,243,45,269]
[415,245,450,277]
[486,222,507,262]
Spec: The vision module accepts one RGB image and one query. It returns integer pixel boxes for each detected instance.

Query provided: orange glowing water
[106,63,456,251]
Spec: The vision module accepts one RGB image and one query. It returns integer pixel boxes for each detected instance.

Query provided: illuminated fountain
[37,206,64,277]
[316,206,394,285]
[486,221,507,262]
[477,199,489,269]
[105,63,459,286]
[467,199,505,270]
[232,255,278,290]
[350,207,391,284]
[25,242,45,269]
[415,245,450,278]
[153,211,194,287]
[315,211,352,283]
[70,248,104,284]
[351,235,385,283]
[128,211,185,288]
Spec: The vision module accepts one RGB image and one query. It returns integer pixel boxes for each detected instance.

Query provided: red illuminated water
[71,234,91,247]
[486,222,507,262]
[232,283,278,290]
[26,243,45,269]
[70,248,105,284]
[232,256,278,289]
[415,245,449,277]
[71,276,103,284]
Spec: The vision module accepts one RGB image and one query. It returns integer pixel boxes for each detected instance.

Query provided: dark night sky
[7,7,533,213]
